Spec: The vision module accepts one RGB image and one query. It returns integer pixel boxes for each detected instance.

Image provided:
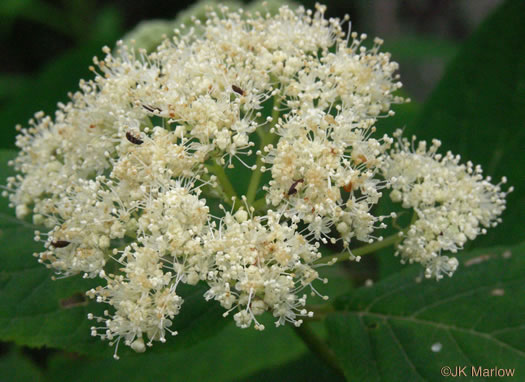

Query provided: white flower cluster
[262,28,402,250]
[4,3,508,356]
[382,131,511,279]
[203,208,322,330]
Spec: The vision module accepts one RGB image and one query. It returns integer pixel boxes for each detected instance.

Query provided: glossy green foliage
[327,243,525,381]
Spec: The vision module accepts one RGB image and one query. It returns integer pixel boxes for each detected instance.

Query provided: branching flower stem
[246,97,280,205]
[252,197,268,212]
[305,303,336,320]
[315,231,403,265]
[206,160,238,205]
[293,322,344,376]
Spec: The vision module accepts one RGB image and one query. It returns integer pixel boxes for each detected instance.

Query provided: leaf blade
[327,243,525,381]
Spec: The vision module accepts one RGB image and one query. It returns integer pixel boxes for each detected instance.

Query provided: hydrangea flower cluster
[4,3,509,356]
[382,131,512,279]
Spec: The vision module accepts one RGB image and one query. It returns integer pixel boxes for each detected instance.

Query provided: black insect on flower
[51,240,71,248]
[126,131,144,145]
[287,179,304,196]
[232,85,245,96]
[142,104,162,114]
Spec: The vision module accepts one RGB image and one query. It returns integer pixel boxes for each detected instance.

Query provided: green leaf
[0,149,106,354]
[405,0,525,248]
[0,349,43,382]
[0,74,28,103]
[326,242,525,381]
[238,352,344,382]
[0,149,226,356]
[45,317,308,382]
[90,6,124,45]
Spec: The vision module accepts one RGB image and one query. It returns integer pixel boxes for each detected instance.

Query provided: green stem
[410,209,418,224]
[304,303,336,321]
[293,322,344,376]
[252,197,268,212]
[246,97,280,205]
[206,161,238,205]
[316,231,403,265]
[245,139,268,205]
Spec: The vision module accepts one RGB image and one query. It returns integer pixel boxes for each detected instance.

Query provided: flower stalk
[316,231,404,265]
[246,97,280,205]
[293,322,344,376]
[206,160,238,205]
